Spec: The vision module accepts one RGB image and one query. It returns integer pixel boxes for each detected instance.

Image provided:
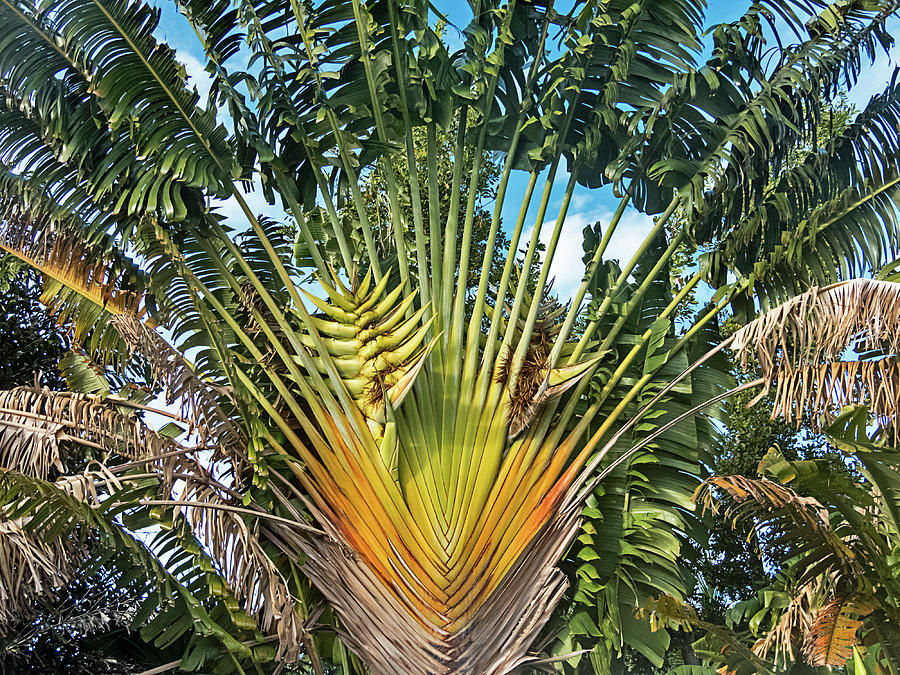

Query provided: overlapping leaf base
[282,278,596,673]
[299,483,581,674]
[287,394,589,673]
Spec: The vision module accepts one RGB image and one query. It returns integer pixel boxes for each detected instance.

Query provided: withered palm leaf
[0,515,79,628]
[0,383,313,658]
[803,595,876,668]
[0,0,899,672]
[0,387,176,476]
[732,279,900,436]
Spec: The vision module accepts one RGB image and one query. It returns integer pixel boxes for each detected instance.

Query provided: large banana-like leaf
[2,0,900,672]
[759,438,900,671]
[713,77,900,309]
[803,594,876,667]
[695,439,900,673]
[744,579,823,667]
[640,594,777,675]
[541,238,729,671]
[694,474,861,583]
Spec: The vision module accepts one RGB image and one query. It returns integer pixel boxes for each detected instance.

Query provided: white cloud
[606,210,656,265]
[525,205,654,302]
[179,51,214,103]
[570,192,595,213]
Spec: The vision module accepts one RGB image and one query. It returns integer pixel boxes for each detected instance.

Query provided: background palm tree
[650,421,900,675]
[1,0,900,673]
[645,279,900,675]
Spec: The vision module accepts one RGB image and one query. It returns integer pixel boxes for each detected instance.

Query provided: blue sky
[150,1,900,300]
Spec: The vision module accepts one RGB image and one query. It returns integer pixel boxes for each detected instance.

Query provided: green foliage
[671,428,900,674]
[0,569,170,674]
[540,223,730,673]
[1,0,900,673]
[0,261,65,389]
[347,112,520,323]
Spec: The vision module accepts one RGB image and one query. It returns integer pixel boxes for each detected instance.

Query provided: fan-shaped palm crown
[2,0,900,673]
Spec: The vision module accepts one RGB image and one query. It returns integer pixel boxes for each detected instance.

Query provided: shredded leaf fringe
[732,279,900,433]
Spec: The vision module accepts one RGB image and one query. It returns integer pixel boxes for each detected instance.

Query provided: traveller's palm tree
[2,0,900,672]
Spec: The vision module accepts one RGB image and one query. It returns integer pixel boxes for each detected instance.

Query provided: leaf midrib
[88,0,228,175]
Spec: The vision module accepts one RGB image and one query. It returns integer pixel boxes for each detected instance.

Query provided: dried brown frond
[732,279,900,373]
[803,594,875,667]
[0,212,144,319]
[238,282,266,325]
[0,387,179,478]
[753,580,822,663]
[695,476,830,531]
[109,316,245,460]
[0,402,64,480]
[695,476,860,580]
[732,280,900,433]
[0,515,81,630]
[154,452,303,660]
[768,360,900,435]
[43,464,125,512]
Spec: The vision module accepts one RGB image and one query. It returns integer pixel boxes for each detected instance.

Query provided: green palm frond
[0,469,277,664]
[2,0,900,672]
[640,593,777,675]
[704,70,900,310]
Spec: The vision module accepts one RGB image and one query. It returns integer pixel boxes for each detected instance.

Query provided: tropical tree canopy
[2,0,900,673]
[648,417,900,675]
[0,261,66,389]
